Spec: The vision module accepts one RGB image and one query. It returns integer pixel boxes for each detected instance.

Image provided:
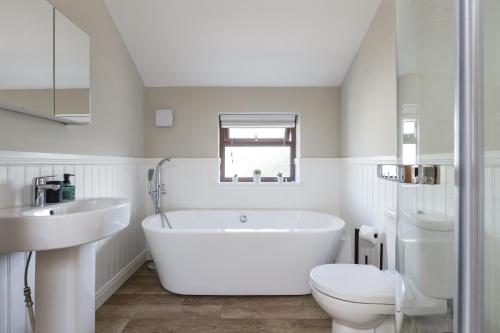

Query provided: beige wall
[144,87,340,158]
[340,0,397,158]
[0,88,90,117]
[0,0,145,157]
[55,89,91,115]
[0,89,54,117]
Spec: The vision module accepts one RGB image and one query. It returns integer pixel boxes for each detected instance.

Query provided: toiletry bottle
[62,173,75,201]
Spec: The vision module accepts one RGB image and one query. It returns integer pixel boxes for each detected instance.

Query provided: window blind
[219,113,296,128]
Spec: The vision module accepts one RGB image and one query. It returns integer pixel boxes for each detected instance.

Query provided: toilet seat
[310,264,395,305]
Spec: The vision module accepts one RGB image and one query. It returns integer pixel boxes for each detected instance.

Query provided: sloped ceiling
[105,0,381,87]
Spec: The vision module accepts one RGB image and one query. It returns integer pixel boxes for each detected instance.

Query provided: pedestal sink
[0,198,130,333]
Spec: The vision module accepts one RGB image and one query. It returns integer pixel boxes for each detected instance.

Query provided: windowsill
[217,181,302,187]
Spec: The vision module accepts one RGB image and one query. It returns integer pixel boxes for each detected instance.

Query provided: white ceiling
[104,0,381,87]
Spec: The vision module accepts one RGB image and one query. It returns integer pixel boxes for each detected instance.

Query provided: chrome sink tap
[31,176,60,207]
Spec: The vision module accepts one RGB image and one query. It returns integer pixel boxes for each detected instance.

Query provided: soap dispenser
[62,173,75,201]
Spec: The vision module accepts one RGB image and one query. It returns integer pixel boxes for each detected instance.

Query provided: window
[401,105,418,165]
[219,114,297,182]
[402,119,417,165]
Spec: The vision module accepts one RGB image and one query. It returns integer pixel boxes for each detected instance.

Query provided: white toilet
[310,264,396,333]
[310,211,454,333]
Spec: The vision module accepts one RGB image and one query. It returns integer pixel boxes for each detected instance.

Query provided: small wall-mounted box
[155,109,174,127]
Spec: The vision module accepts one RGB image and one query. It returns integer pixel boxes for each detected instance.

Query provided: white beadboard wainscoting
[483,153,500,333]
[152,158,350,262]
[339,156,398,231]
[0,154,347,333]
[0,151,153,333]
[338,155,458,237]
[156,158,340,213]
[6,152,499,332]
[153,157,401,264]
[0,153,403,333]
[338,156,398,262]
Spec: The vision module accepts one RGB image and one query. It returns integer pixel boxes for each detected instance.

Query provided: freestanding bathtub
[142,210,345,295]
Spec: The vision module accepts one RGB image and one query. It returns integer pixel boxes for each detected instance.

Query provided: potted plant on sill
[232,174,238,183]
[277,172,284,183]
[253,169,262,183]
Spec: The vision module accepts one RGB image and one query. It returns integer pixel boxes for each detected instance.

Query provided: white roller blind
[219,113,296,128]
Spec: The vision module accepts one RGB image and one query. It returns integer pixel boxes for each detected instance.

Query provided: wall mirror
[0,0,91,125]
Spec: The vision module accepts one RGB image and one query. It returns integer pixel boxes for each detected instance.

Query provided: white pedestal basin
[0,198,130,333]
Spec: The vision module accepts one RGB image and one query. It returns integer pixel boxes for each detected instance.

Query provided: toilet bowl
[310,264,396,333]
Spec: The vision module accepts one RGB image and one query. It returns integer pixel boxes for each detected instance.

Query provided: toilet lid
[310,264,395,305]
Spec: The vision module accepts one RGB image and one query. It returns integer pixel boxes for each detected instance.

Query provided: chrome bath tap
[148,158,172,228]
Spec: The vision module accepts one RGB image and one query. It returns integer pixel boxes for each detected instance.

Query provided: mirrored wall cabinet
[0,0,91,125]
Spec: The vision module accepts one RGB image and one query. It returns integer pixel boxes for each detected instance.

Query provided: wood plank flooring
[96,262,331,333]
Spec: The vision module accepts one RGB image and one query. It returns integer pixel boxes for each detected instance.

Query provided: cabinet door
[54,9,91,124]
[0,0,54,117]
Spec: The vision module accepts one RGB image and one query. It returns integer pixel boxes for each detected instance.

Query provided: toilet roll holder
[354,228,384,270]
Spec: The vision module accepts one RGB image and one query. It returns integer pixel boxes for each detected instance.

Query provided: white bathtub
[142,210,345,295]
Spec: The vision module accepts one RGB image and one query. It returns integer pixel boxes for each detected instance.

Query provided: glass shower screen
[396,0,456,331]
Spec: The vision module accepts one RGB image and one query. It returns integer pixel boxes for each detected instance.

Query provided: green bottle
[62,173,75,201]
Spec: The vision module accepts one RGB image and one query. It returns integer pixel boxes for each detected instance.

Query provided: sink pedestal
[35,243,96,333]
[0,198,130,333]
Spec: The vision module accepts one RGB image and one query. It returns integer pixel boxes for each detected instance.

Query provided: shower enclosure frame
[455,0,484,332]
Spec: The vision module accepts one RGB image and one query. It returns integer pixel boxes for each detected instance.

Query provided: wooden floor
[96,261,331,333]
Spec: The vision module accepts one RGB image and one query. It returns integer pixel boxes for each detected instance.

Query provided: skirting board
[146,250,153,261]
[95,250,148,309]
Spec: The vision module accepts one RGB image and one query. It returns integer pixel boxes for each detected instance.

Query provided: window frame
[219,124,297,183]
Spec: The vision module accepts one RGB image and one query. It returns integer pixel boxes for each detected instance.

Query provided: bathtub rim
[141,209,346,234]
